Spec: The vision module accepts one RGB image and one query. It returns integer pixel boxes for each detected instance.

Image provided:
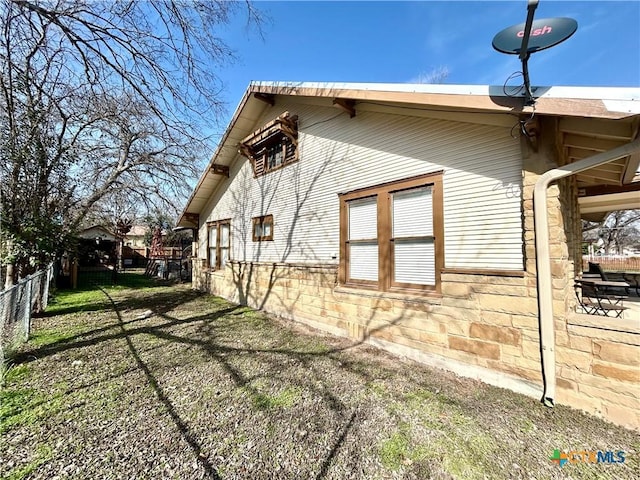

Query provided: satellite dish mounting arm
[519,0,539,105]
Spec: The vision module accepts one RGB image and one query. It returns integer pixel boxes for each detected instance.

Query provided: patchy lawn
[1,273,638,480]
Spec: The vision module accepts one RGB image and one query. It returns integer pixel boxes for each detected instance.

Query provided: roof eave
[177,86,257,228]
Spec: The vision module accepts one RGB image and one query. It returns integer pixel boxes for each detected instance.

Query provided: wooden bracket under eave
[254,93,275,106]
[184,213,199,226]
[237,142,255,160]
[333,98,356,118]
[210,163,229,177]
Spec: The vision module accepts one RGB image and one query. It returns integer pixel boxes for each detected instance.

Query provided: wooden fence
[582,255,640,273]
[125,246,185,259]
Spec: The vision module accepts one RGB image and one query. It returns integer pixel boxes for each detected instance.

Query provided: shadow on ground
[3,279,639,480]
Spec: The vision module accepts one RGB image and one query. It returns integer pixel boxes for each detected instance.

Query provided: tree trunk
[4,262,15,290]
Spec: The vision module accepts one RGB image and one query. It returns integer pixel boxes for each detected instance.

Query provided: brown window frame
[238,112,298,178]
[252,214,274,242]
[338,172,444,294]
[206,219,231,270]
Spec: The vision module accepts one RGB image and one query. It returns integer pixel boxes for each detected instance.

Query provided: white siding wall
[199,99,524,270]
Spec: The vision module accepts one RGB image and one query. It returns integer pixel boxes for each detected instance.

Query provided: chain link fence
[1,264,54,365]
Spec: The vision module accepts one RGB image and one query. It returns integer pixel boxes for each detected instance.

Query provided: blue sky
[215,0,639,120]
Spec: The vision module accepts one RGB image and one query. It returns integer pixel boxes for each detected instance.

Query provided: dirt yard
[2,274,638,479]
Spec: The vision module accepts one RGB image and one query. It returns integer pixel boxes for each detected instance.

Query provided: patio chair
[575,281,628,318]
[575,282,598,315]
[588,262,609,280]
[621,273,640,297]
[587,261,631,296]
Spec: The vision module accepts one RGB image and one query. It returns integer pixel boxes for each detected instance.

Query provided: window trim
[338,172,444,294]
[238,112,299,178]
[252,214,274,242]
[206,219,231,270]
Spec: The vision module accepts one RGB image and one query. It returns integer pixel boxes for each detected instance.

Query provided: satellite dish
[491,1,578,106]
[492,17,578,55]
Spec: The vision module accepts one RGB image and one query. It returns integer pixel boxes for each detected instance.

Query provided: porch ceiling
[558,116,640,188]
[558,115,640,220]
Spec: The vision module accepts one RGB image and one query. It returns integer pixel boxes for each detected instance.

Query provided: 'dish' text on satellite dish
[492,17,578,55]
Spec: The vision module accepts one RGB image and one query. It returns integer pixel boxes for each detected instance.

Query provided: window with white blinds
[220,223,230,268]
[392,187,435,285]
[339,172,442,293]
[207,220,231,270]
[208,224,217,269]
[348,197,378,282]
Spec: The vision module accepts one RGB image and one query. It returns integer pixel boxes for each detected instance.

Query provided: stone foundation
[193,258,639,431]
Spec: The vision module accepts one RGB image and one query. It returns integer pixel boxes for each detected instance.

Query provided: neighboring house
[123,225,148,248]
[78,225,117,244]
[178,82,640,430]
[77,225,118,267]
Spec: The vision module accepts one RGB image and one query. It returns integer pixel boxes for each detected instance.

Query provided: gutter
[535,137,640,407]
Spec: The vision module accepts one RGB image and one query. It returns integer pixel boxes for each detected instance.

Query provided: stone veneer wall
[193,258,639,430]
[194,256,640,428]
[195,259,543,389]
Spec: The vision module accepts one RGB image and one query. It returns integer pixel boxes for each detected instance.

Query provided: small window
[207,220,231,269]
[238,112,298,177]
[252,215,274,242]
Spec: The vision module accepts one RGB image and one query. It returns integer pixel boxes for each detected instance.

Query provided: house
[123,225,148,248]
[178,82,640,430]
[77,225,118,266]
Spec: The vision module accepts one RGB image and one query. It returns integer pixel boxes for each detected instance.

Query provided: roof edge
[250,81,640,102]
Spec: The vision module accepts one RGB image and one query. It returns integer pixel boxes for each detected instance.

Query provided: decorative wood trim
[210,163,229,177]
[184,213,199,225]
[240,111,294,145]
[238,112,299,178]
[254,92,275,105]
[332,98,356,118]
[441,268,525,277]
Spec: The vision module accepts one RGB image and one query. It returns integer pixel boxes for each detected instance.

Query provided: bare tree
[69,92,205,221]
[0,0,262,286]
[583,210,640,255]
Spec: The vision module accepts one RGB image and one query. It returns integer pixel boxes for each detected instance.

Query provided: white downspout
[535,137,640,407]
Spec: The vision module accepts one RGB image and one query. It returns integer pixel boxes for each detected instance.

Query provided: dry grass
[2,273,639,479]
